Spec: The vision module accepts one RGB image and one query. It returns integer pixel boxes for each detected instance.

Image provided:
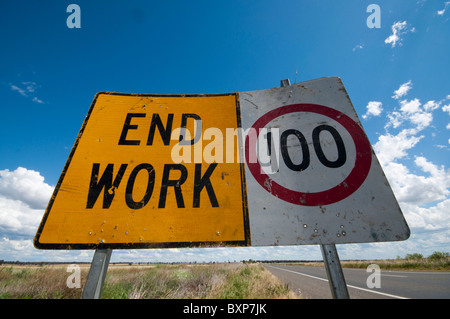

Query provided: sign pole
[82,249,112,299]
[280,79,349,299]
[320,244,350,299]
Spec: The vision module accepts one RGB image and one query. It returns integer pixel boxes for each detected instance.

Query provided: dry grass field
[295,252,450,271]
[3,252,446,299]
[0,262,301,299]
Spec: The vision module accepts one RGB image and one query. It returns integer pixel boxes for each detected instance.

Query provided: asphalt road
[264,264,450,299]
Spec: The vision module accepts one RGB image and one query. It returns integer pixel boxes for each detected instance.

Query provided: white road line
[384,270,450,275]
[266,265,329,282]
[266,265,409,299]
[344,268,408,277]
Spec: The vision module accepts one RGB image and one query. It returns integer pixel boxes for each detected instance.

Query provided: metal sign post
[82,249,112,299]
[320,244,349,299]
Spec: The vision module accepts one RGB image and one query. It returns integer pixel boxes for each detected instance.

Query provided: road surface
[264,264,450,299]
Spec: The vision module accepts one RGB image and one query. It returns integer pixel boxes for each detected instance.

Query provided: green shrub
[405,253,423,260]
[428,251,449,260]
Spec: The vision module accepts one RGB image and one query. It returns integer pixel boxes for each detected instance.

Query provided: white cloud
[0,236,94,262]
[22,81,38,93]
[400,201,450,242]
[437,1,450,15]
[409,111,433,131]
[9,81,38,97]
[423,100,441,111]
[385,21,415,47]
[0,197,43,236]
[9,84,28,97]
[0,167,53,209]
[374,129,423,165]
[396,98,433,131]
[392,80,412,100]
[399,98,420,113]
[385,94,435,133]
[352,44,364,51]
[385,111,403,129]
[442,103,450,115]
[370,82,450,258]
[382,158,450,206]
[362,101,383,119]
[32,97,44,104]
[1,237,35,251]
[372,141,450,258]
[9,81,44,104]
[0,167,53,244]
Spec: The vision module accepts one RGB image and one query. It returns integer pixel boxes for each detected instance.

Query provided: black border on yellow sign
[33,92,250,250]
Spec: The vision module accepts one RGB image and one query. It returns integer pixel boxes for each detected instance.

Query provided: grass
[0,265,87,299]
[341,256,450,271]
[340,259,449,271]
[0,263,299,299]
[211,264,294,299]
[294,252,450,271]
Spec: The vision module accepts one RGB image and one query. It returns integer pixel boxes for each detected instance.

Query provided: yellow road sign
[34,92,250,249]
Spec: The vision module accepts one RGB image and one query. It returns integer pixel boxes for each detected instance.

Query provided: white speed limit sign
[240,77,410,246]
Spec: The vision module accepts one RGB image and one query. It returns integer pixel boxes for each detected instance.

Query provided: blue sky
[0,0,449,263]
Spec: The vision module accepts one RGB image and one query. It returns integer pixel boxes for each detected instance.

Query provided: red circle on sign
[245,104,372,206]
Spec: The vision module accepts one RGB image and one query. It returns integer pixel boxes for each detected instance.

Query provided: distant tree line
[402,251,449,260]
